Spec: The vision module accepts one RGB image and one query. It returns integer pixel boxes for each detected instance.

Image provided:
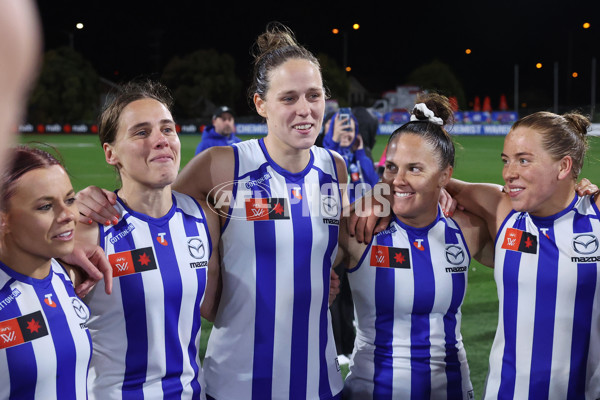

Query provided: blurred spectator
[195,106,240,155]
[351,106,379,160]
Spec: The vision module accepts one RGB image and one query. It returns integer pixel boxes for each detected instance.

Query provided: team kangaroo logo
[573,234,599,255]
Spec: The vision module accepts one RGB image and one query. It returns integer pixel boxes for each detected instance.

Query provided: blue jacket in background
[322,112,379,204]
[195,126,241,155]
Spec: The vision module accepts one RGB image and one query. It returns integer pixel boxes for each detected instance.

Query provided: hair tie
[410,103,444,125]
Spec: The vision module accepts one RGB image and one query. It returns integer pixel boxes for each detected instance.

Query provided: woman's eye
[37,204,51,211]
[65,197,76,205]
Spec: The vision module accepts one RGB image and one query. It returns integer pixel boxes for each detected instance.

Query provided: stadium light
[76,23,84,30]
[583,22,591,29]
[331,23,360,73]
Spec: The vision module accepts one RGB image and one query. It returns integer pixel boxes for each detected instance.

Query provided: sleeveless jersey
[344,212,474,400]
[484,194,600,400]
[203,138,344,400]
[85,191,212,400]
[0,259,92,399]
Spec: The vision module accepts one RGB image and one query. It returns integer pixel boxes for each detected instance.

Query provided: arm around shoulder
[452,209,494,268]
[174,145,235,203]
[446,178,511,235]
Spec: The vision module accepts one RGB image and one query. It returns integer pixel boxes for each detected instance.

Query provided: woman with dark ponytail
[339,93,492,399]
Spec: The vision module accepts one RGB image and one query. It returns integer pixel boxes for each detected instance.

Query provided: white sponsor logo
[1,331,16,343]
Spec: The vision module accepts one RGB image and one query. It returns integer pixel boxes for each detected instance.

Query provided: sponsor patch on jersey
[370,245,411,268]
[43,294,57,308]
[109,247,158,277]
[572,233,599,255]
[413,239,426,251]
[245,198,289,220]
[109,223,136,244]
[0,311,48,349]
[156,232,169,246]
[501,227,537,254]
[445,244,467,266]
[0,288,21,311]
[187,237,208,269]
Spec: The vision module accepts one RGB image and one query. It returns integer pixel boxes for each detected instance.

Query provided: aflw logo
[1,331,16,344]
[115,261,129,272]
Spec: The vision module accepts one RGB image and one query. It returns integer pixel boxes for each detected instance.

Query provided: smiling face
[382,134,452,227]
[104,98,180,190]
[502,127,572,216]
[255,58,325,153]
[2,165,77,265]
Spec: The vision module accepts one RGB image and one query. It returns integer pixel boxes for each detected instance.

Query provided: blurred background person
[195,105,240,155]
[322,108,379,364]
[0,0,42,179]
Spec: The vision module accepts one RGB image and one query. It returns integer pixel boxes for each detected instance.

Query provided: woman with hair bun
[446,110,600,399]
[339,93,492,399]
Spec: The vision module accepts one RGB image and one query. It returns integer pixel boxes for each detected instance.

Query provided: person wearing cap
[195,106,241,155]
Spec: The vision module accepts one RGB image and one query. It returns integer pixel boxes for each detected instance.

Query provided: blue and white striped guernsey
[85,191,212,400]
[203,138,344,400]
[484,194,600,400]
[0,259,92,399]
[344,211,474,400]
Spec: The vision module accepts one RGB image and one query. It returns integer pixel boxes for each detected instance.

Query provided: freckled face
[501,127,565,216]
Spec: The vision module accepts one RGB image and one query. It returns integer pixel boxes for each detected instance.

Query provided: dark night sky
[35,0,599,112]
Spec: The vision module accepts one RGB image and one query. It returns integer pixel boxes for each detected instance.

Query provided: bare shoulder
[330,150,348,182]
[174,145,235,201]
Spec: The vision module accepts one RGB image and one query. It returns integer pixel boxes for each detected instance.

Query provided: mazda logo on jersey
[188,238,205,259]
[321,196,339,217]
[445,245,465,265]
[71,298,89,321]
[573,234,599,255]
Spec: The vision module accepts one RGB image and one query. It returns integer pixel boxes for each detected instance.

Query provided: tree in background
[28,46,99,123]
[407,60,466,110]
[318,53,350,106]
[161,49,242,120]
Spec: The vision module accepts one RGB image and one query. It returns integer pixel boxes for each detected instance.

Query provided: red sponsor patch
[245,198,289,221]
[0,311,48,349]
[370,245,411,269]
[501,227,537,254]
[109,247,158,277]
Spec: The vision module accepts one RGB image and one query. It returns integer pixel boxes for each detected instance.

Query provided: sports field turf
[19,132,600,397]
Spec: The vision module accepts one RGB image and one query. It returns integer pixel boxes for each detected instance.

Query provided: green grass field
[19,132,600,397]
